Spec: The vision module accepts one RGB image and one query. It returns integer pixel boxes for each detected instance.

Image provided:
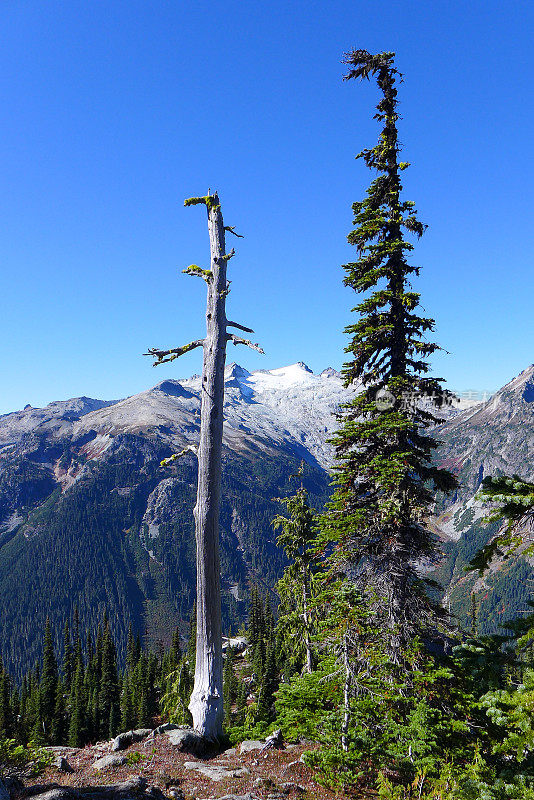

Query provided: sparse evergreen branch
[184,195,220,211]
[468,475,534,574]
[182,265,213,282]
[144,340,205,366]
[160,445,198,468]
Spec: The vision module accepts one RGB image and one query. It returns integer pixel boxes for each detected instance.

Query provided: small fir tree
[274,469,319,674]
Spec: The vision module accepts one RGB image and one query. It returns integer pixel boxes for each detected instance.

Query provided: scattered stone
[197,795,259,800]
[54,756,73,773]
[91,754,127,771]
[238,740,264,754]
[183,762,250,782]
[111,729,152,752]
[280,784,306,794]
[281,761,309,780]
[166,789,184,800]
[252,777,275,789]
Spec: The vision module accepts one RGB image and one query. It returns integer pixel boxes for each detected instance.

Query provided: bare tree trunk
[146,191,263,741]
[187,195,227,739]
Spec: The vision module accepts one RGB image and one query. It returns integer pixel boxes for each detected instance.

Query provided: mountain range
[1,361,533,675]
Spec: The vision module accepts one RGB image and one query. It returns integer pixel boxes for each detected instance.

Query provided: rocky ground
[1,727,366,800]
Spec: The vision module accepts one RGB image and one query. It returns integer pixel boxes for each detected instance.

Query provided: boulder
[22,788,78,800]
[149,723,180,737]
[197,795,259,800]
[91,754,127,771]
[183,762,250,782]
[163,727,206,756]
[111,729,152,752]
[79,777,147,800]
[54,756,73,773]
[238,740,264,754]
[106,777,147,798]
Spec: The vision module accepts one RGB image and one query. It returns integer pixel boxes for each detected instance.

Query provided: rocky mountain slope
[431,364,534,631]
[0,364,346,675]
[1,361,533,674]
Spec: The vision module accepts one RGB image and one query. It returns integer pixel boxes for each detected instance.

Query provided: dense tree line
[0,611,182,748]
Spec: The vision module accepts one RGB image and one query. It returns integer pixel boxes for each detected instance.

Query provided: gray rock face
[163,726,206,755]
[183,762,250,782]
[92,754,127,771]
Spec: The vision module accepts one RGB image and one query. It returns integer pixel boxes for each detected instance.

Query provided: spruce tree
[63,621,74,691]
[325,50,457,661]
[51,680,67,745]
[0,659,12,737]
[222,647,239,727]
[120,672,135,732]
[98,623,119,738]
[274,471,318,674]
[256,638,278,724]
[41,618,58,741]
[68,659,86,747]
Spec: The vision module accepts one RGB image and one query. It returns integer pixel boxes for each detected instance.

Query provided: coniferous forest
[2,46,534,800]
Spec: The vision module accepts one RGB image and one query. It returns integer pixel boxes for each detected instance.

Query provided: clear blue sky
[1,0,533,414]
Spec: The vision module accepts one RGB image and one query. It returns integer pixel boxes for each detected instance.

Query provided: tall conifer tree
[325,50,456,661]
[41,618,58,741]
